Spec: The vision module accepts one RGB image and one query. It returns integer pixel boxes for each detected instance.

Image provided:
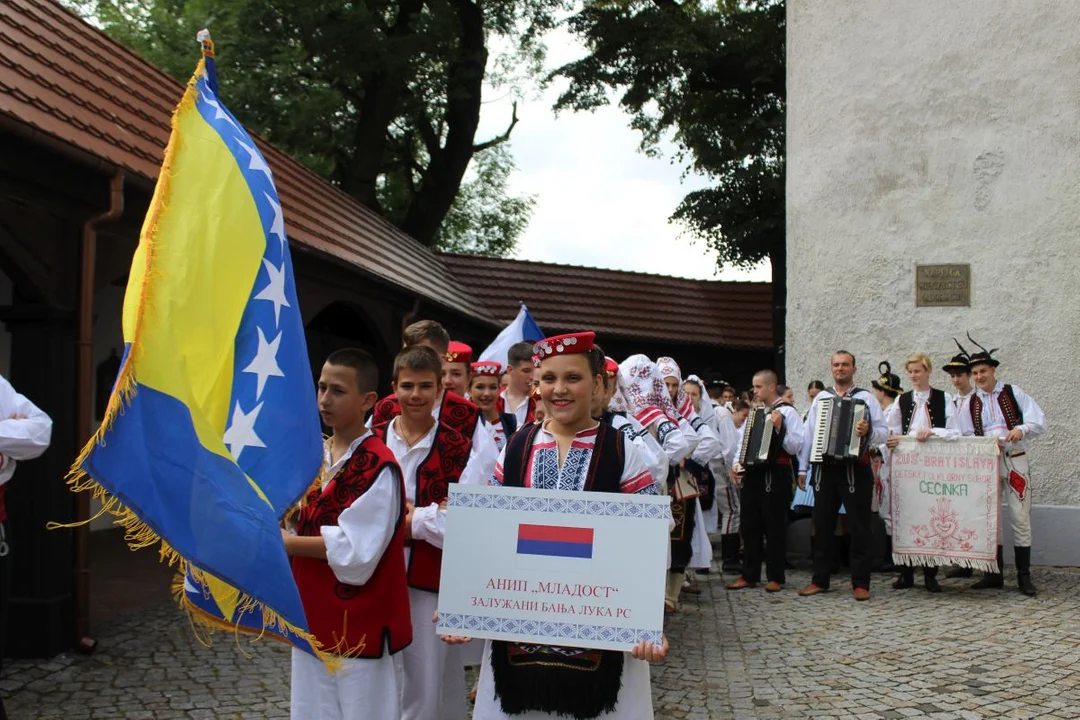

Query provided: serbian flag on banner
[517,524,594,559]
[60,32,325,660]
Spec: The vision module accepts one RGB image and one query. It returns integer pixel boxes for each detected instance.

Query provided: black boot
[892,567,914,589]
[923,567,941,594]
[878,535,896,573]
[1015,546,1037,597]
[721,534,742,574]
[945,566,973,579]
[972,545,1005,589]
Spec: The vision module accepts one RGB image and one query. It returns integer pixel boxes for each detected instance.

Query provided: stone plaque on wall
[915,264,971,307]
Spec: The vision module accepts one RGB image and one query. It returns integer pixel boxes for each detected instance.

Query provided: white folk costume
[619,355,693,608]
[373,413,492,720]
[884,367,961,592]
[290,433,410,720]
[956,338,1045,595]
[657,358,719,573]
[472,362,519,452]
[870,364,903,538]
[685,375,740,540]
[474,332,659,720]
[0,374,52,720]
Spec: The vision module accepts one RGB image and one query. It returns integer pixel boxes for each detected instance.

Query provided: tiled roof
[0,0,495,325]
[440,254,773,350]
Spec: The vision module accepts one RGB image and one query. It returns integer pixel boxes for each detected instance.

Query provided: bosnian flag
[478,304,544,366]
[517,524,594,559]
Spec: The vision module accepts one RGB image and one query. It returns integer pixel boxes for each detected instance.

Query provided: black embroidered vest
[899,389,948,435]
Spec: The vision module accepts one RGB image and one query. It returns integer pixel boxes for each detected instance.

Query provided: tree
[67,0,558,255]
[554,0,787,369]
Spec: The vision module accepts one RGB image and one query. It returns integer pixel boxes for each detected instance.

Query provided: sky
[474,28,770,283]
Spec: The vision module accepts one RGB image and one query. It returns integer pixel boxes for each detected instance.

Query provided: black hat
[943,338,972,375]
[871,361,903,398]
[965,332,1000,369]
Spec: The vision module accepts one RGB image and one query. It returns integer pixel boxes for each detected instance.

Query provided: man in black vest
[885,353,960,593]
[957,338,1046,597]
[726,370,804,593]
[797,351,888,601]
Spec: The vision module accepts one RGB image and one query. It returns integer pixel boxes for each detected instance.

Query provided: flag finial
[197,29,214,57]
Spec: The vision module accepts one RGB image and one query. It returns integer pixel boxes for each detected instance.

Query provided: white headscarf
[617,354,678,422]
[608,384,629,413]
[656,356,697,422]
[684,374,715,426]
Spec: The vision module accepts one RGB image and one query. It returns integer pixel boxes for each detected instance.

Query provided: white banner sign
[889,436,1000,571]
[436,484,670,651]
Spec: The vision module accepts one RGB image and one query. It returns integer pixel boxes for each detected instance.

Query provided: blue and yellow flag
[67,33,324,657]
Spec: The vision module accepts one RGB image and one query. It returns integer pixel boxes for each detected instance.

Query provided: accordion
[736,407,775,469]
[809,396,868,463]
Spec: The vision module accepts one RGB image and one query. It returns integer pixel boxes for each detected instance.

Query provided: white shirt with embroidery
[884,389,960,440]
[491,422,656,496]
[385,417,490,553]
[957,381,1045,453]
[0,375,52,489]
[317,433,400,586]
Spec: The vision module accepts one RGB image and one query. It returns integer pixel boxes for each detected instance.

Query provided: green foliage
[65,0,560,256]
[555,0,785,269]
[434,145,537,257]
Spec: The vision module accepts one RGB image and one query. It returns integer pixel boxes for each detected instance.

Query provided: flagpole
[73,172,125,654]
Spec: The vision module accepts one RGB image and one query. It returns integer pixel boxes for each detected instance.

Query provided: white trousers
[290,645,402,720]
[401,588,468,720]
[997,453,1033,547]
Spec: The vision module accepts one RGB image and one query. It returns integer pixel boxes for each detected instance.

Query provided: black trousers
[740,465,793,584]
[0,521,9,720]
[812,462,874,590]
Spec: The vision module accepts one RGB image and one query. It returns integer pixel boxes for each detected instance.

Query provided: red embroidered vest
[372,420,472,592]
[291,436,412,658]
[970,385,1024,436]
[373,391,481,440]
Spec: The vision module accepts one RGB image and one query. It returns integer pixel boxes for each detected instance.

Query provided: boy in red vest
[284,348,411,720]
[371,320,499,482]
[373,345,492,720]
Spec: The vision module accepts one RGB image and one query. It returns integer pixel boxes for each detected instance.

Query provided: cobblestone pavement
[4,564,1080,718]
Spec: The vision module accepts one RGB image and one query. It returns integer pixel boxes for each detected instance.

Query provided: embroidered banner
[889,436,1000,572]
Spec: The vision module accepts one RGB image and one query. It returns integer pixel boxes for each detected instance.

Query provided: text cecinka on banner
[890,436,1000,572]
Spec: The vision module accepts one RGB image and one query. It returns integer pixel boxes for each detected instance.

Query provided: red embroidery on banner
[909,498,978,552]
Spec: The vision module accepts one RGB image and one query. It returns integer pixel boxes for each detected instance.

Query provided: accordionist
[725,370,804,593]
[797,351,888,602]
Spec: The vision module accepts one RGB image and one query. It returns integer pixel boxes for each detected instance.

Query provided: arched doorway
[305,301,392,394]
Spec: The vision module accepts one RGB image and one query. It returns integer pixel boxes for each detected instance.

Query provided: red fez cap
[533,332,596,366]
[604,357,619,376]
[471,361,502,376]
[444,341,473,364]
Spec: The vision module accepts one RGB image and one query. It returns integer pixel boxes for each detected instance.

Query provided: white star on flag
[200,92,242,133]
[223,400,266,461]
[254,258,291,327]
[243,326,285,400]
[265,192,286,252]
[236,139,273,180]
